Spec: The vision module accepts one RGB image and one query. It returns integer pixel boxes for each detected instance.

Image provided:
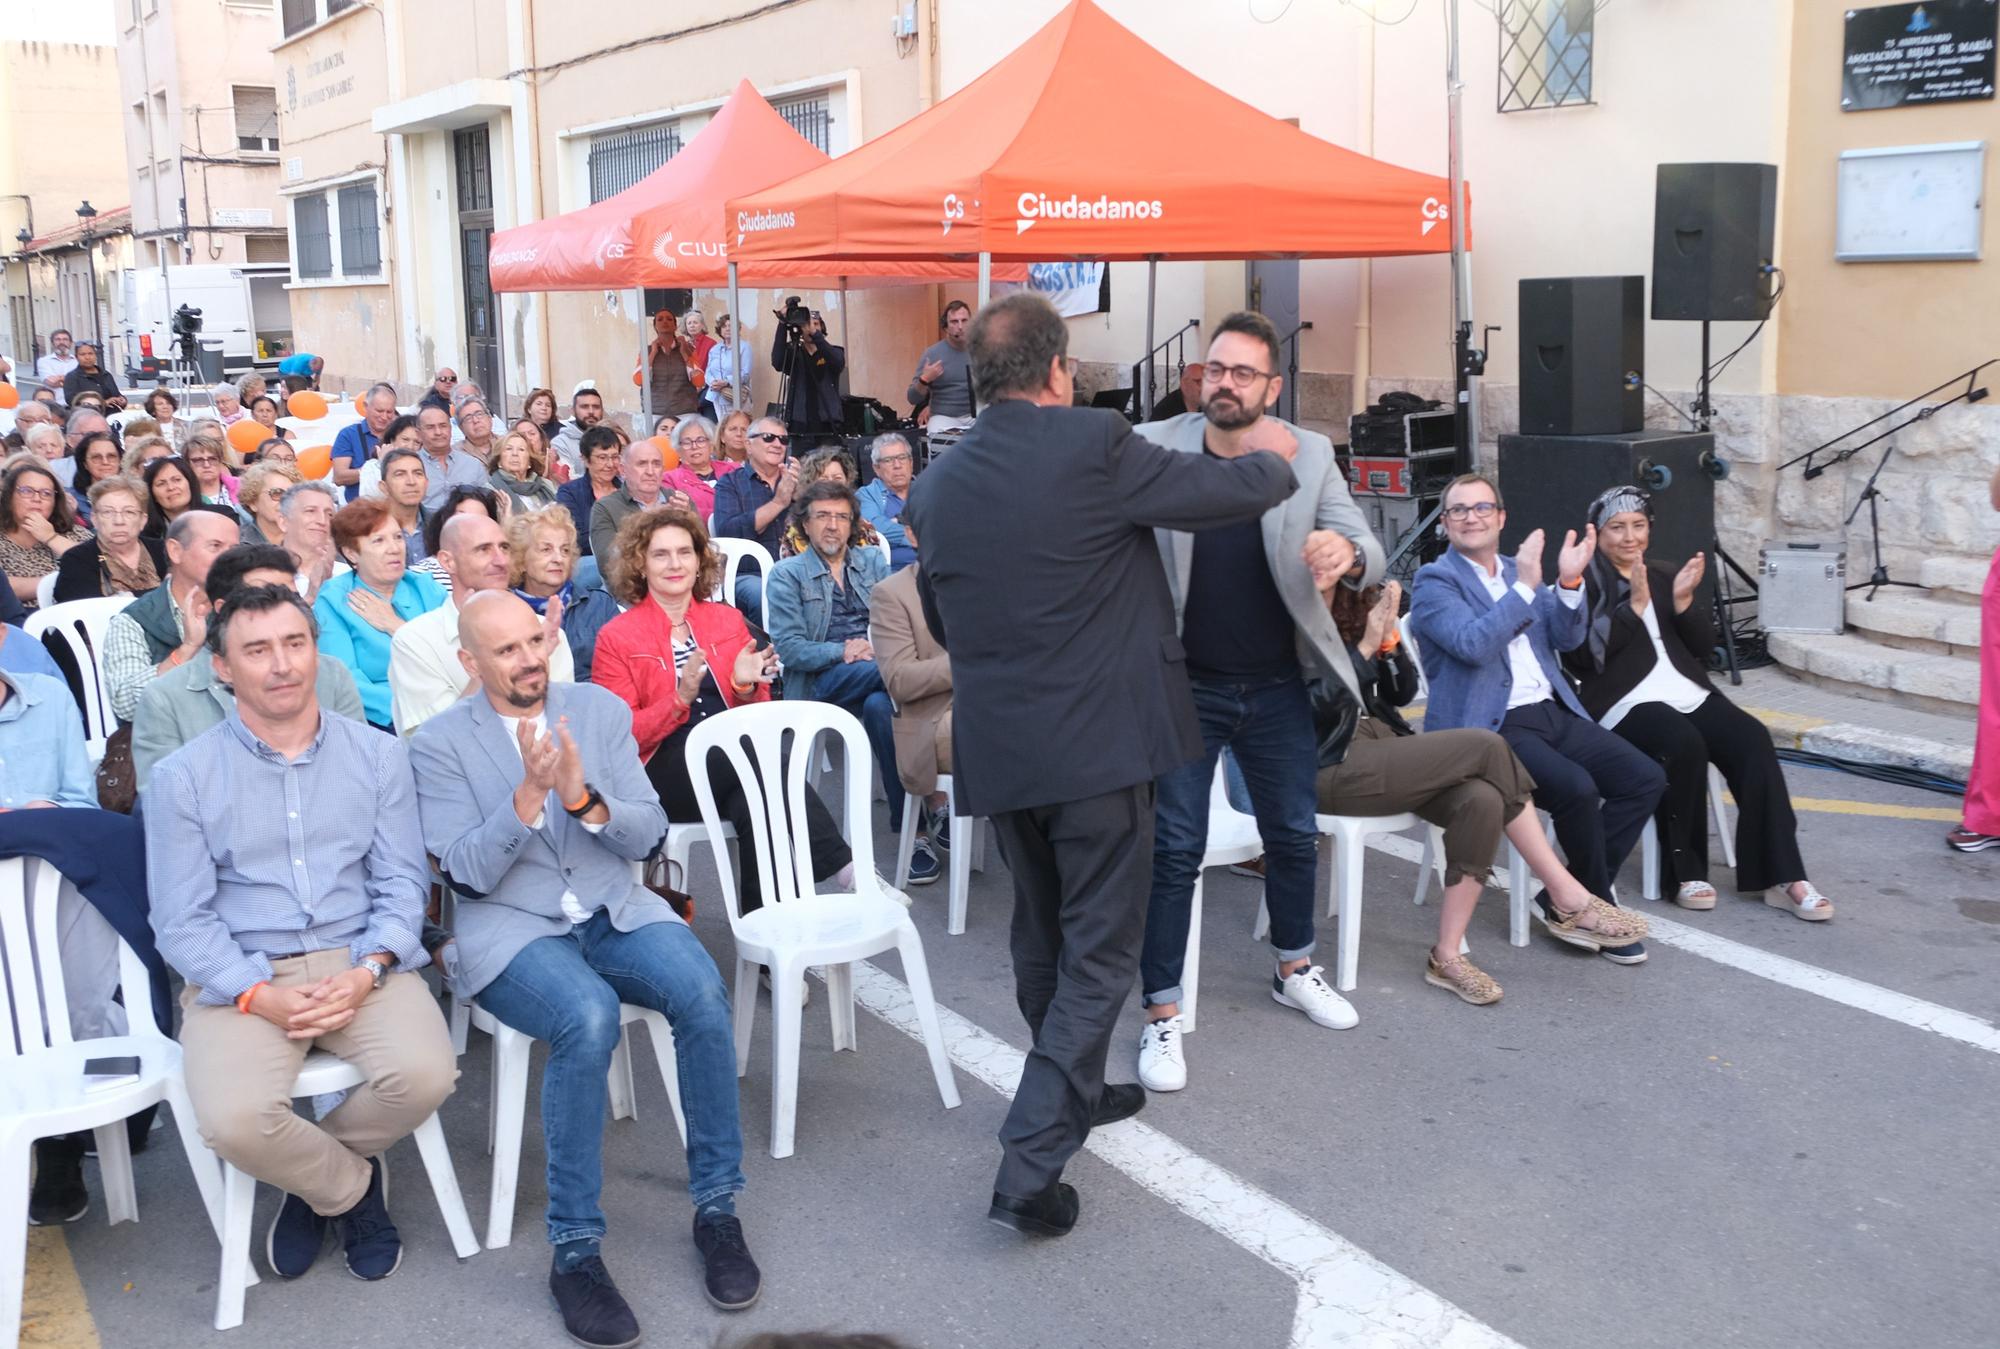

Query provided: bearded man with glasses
[1407,473,1663,964]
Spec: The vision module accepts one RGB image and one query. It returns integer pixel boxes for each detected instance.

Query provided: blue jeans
[1142,675,1321,1005]
[474,911,745,1246]
[809,658,905,831]
[573,555,603,593]
[733,573,763,625]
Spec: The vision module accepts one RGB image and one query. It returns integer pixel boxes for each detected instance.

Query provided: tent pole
[977,252,992,308]
[638,287,654,436]
[1446,0,1480,472]
[1143,256,1158,418]
[728,260,743,423]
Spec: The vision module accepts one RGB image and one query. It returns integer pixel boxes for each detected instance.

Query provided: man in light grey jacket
[1130,311,1385,1095]
[407,591,759,1342]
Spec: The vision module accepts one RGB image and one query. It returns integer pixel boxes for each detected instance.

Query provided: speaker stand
[1844,441,1925,603]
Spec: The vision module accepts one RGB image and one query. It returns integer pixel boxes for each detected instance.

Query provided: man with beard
[906,293,1299,1238]
[409,592,758,1342]
[1129,311,1385,1094]
[907,300,975,436]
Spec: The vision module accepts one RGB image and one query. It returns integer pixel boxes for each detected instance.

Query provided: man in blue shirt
[146,584,456,1285]
[331,382,399,502]
[415,404,487,510]
[277,352,322,381]
[855,431,918,571]
[712,417,799,618]
[0,620,62,681]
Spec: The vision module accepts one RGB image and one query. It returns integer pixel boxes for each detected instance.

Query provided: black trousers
[646,732,852,914]
[988,783,1153,1200]
[1500,700,1665,899]
[1612,693,1806,892]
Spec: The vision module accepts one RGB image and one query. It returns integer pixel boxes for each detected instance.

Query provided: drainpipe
[1351,11,1375,417]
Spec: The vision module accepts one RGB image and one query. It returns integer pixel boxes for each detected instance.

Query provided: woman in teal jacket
[315,495,447,729]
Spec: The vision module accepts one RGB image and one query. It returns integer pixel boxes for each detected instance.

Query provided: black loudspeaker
[1517,276,1644,437]
[1497,429,1716,601]
[1651,163,1777,322]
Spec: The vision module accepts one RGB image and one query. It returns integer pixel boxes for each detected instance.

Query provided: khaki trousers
[1315,723,1536,885]
[181,949,458,1216]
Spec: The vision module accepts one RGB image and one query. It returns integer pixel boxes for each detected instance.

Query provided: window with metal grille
[588,122,682,203]
[1497,0,1595,113]
[772,94,831,153]
[234,86,279,153]
[294,194,332,279]
[337,183,381,276]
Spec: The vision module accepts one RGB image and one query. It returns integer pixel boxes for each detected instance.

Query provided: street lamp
[14,226,35,362]
[75,200,102,351]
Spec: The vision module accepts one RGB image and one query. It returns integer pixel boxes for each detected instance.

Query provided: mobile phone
[743,619,774,652]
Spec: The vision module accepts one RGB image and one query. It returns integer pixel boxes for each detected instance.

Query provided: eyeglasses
[1441,501,1500,521]
[95,506,143,523]
[680,435,712,448]
[436,374,458,384]
[13,485,55,502]
[187,455,219,466]
[264,488,288,502]
[807,511,852,526]
[751,432,790,445]
[875,453,912,466]
[1202,362,1275,387]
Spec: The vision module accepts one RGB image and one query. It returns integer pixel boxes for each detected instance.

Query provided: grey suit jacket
[132,654,365,796]
[407,680,671,998]
[1137,413,1386,702]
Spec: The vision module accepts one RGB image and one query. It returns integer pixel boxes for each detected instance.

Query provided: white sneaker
[876,873,914,909]
[1272,965,1359,1030]
[1136,1015,1187,1092]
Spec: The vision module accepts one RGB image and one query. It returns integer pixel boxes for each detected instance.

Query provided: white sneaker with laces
[1272,965,1359,1030]
[1136,1015,1187,1092]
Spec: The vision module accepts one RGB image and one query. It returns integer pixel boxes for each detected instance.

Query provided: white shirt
[1461,551,1584,711]
[1600,600,1710,730]
[387,599,576,736]
[495,708,604,924]
[36,352,78,384]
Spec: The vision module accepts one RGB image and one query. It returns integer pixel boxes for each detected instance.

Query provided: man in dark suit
[907,293,1298,1236]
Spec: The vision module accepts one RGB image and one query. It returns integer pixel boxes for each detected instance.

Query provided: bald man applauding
[388,513,575,734]
[409,592,757,1343]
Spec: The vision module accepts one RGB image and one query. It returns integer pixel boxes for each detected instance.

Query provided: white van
[120,263,293,381]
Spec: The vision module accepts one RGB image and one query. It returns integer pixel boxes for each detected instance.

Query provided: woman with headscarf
[1565,485,1832,920]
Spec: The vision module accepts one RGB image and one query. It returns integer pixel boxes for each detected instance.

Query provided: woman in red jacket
[593,506,853,913]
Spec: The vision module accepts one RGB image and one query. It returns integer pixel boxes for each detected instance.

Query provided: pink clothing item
[202,472,241,507]
[1964,546,2000,834]
[663,460,740,521]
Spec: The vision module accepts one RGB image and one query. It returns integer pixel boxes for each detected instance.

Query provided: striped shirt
[145,709,430,1004]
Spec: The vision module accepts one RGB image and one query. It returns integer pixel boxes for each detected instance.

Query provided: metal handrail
[1130,319,1200,419]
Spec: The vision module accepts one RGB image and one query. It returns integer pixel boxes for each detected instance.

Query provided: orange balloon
[353,394,367,415]
[649,436,679,471]
[288,390,328,420]
[227,419,267,456]
[295,444,333,480]
[632,367,643,387]
[0,383,19,410]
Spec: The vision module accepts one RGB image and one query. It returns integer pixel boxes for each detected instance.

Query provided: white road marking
[847,959,1527,1349]
[1361,833,2000,1057]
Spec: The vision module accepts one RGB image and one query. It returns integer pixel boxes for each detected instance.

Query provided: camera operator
[907,300,974,436]
[770,297,844,442]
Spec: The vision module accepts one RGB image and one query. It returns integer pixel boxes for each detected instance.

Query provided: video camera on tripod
[171,304,203,365]
[774,296,812,336]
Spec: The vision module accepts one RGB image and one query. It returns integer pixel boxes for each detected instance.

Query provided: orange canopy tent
[725,0,1469,268]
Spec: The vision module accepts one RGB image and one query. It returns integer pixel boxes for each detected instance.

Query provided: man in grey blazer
[132,543,366,796]
[407,592,758,1345]
[1131,311,1386,1094]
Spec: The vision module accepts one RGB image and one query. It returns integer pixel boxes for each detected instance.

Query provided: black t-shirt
[1181,452,1295,681]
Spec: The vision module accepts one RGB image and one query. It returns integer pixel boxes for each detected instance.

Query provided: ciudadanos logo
[736,209,797,244]
[1015,190,1165,234]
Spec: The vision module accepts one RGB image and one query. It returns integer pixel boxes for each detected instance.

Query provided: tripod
[1842,439,1925,602]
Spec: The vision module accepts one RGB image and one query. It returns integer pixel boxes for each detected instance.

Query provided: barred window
[294,194,332,279]
[1498,0,1595,113]
[337,183,380,276]
[772,94,831,153]
[588,122,682,203]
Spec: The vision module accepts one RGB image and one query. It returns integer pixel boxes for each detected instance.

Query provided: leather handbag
[95,724,137,814]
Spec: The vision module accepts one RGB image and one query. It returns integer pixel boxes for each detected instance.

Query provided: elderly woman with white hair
[660,414,739,520]
[210,382,246,426]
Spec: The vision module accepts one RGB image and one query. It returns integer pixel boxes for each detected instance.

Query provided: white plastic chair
[871,534,893,569]
[1250,810,1445,994]
[356,457,383,499]
[710,536,772,632]
[25,594,137,761]
[1398,614,1429,700]
[1179,761,1264,1036]
[686,702,959,1158]
[1640,763,1735,901]
[0,858,219,1341]
[33,571,57,609]
[893,773,986,935]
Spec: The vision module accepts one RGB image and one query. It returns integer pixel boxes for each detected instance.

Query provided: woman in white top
[1565,485,1832,920]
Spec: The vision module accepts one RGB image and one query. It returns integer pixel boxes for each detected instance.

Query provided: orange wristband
[236,981,268,1014]
[1559,576,1584,590]
[561,790,592,813]
[1378,629,1401,655]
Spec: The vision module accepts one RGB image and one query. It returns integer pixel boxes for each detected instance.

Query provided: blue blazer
[1407,549,1589,733]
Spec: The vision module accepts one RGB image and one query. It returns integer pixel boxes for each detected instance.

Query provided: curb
[1746,708,1972,785]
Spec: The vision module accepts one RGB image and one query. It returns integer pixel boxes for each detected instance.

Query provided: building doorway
[454,125,501,406]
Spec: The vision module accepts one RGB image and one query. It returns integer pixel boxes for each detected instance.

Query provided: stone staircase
[1764,553,1984,718]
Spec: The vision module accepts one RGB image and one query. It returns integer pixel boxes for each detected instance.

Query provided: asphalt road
[37,761,2000,1349]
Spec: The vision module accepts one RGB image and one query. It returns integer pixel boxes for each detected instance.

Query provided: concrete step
[1843,589,1982,649]
[1766,630,1978,710]
[1915,554,1992,602]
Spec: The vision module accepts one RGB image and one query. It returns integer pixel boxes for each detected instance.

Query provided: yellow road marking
[1725,791,1960,823]
[18,1227,100,1348]
[1740,707,1830,747]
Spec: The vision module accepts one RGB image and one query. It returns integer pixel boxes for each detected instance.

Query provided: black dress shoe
[988,1182,1080,1237]
[692,1210,762,1311]
[550,1253,642,1348]
[1091,1083,1146,1128]
[28,1137,88,1227]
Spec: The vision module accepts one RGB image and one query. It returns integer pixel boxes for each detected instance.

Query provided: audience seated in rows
[776,448,881,561]
[332,382,399,502]
[317,497,450,731]
[140,456,201,540]
[413,483,508,591]
[236,459,303,548]
[379,446,432,564]
[507,505,619,684]
[103,508,242,723]
[556,425,623,558]
[589,433,687,564]
[549,384,607,482]
[856,432,918,572]
[661,415,739,521]
[416,403,487,511]
[1,455,91,609]
[52,476,166,603]
[488,428,560,513]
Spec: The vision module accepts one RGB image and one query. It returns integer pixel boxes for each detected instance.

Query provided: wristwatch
[358,957,390,990]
